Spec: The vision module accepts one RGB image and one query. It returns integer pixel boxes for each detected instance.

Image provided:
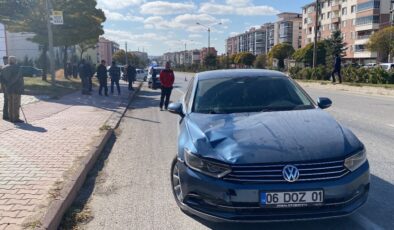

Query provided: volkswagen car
[168,69,369,222]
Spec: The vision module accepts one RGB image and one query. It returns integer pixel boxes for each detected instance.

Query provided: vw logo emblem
[283,165,300,182]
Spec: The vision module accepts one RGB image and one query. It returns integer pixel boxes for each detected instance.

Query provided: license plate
[260,190,324,208]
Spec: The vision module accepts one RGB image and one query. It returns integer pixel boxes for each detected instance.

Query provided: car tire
[171,157,184,206]
[144,77,147,82]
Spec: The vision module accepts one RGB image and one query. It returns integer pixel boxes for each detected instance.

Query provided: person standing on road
[0,56,9,121]
[109,61,121,95]
[79,59,91,95]
[96,60,108,96]
[159,62,175,111]
[331,54,342,84]
[2,56,24,123]
[126,64,136,91]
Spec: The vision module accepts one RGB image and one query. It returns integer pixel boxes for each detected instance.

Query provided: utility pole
[389,1,393,62]
[313,0,319,68]
[46,0,55,84]
[125,42,128,65]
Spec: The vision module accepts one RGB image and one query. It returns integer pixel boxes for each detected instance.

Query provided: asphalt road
[75,72,394,230]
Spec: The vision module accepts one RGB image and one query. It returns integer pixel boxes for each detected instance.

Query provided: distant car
[148,67,165,89]
[19,66,43,77]
[362,63,377,69]
[379,63,394,71]
[135,69,147,82]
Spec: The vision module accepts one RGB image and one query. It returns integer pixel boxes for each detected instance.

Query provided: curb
[38,82,143,230]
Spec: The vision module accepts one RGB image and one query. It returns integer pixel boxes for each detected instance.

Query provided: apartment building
[97,37,120,65]
[225,23,275,56]
[274,13,303,50]
[302,0,392,64]
[162,48,209,66]
[225,12,302,56]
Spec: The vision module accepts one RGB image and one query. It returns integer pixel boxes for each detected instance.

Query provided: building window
[321,13,325,20]
[351,5,356,13]
[356,1,380,12]
[342,7,347,16]
[342,20,347,27]
[327,12,331,19]
[343,33,346,40]
[307,6,314,13]
[328,0,332,7]
[352,18,356,25]
[356,15,380,26]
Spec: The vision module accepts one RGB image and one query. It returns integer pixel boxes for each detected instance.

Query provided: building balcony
[331,4,341,11]
[354,50,377,58]
[331,17,340,23]
[355,23,379,31]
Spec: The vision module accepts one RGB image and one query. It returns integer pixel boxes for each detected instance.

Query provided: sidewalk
[0,81,139,229]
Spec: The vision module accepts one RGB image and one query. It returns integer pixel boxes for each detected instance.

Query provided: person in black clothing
[108,61,121,95]
[88,62,94,92]
[79,59,91,95]
[72,63,78,78]
[96,60,108,96]
[331,54,342,84]
[126,64,136,91]
[1,56,9,120]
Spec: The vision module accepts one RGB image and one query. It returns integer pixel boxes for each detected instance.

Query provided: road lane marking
[352,213,384,230]
[388,124,394,128]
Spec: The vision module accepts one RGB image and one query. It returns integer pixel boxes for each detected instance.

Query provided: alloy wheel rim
[172,164,183,201]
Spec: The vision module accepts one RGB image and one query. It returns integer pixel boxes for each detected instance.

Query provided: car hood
[186,109,363,164]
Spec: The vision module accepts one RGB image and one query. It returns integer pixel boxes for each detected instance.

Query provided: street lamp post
[196,22,222,56]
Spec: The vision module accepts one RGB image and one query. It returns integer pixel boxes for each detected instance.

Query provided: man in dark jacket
[96,60,108,96]
[159,62,175,110]
[331,54,342,84]
[2,56,24,123]
[126,64,136,91]
[79,59,91,95]
[108,61,121,95]
[1,56,9,120]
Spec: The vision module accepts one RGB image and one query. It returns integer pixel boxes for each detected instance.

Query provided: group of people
[78,60,137,96]
[0,56,25,123]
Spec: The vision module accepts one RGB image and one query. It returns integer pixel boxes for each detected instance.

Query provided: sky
[97,0,312,56]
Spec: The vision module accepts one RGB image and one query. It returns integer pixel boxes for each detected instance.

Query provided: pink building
[97,37,119,65]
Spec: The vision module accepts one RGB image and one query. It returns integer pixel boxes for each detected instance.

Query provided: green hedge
[289,66,394,84]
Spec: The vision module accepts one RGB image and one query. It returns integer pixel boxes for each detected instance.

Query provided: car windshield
[193,76,314,114]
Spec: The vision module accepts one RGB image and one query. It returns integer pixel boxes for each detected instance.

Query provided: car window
[184,77,195,110]
[193,77,314,114]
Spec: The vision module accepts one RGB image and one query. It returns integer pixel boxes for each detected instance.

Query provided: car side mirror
[317,97,332,109]
[168,103,184,117]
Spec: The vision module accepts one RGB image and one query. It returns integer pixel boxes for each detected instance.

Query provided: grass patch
[59,206,93,230]
[99,124,112,131]
[296,79,394,89]
[24,77,82,98]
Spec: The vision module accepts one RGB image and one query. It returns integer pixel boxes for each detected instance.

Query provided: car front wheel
[171,157,183,205]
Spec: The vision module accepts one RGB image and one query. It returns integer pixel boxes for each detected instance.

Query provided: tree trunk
[63,45,68,78]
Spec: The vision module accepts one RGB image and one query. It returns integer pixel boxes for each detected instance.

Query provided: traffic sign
[51,11,63,25]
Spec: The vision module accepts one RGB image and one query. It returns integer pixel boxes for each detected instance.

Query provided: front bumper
[176,160,370,222]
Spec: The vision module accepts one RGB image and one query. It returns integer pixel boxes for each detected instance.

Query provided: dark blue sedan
[168,69,369,222]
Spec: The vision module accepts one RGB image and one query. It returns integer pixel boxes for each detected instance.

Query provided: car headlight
[184,149,231,178]
[344,149,367,171]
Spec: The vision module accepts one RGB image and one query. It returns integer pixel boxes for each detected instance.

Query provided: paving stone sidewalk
[0,82,137,229]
